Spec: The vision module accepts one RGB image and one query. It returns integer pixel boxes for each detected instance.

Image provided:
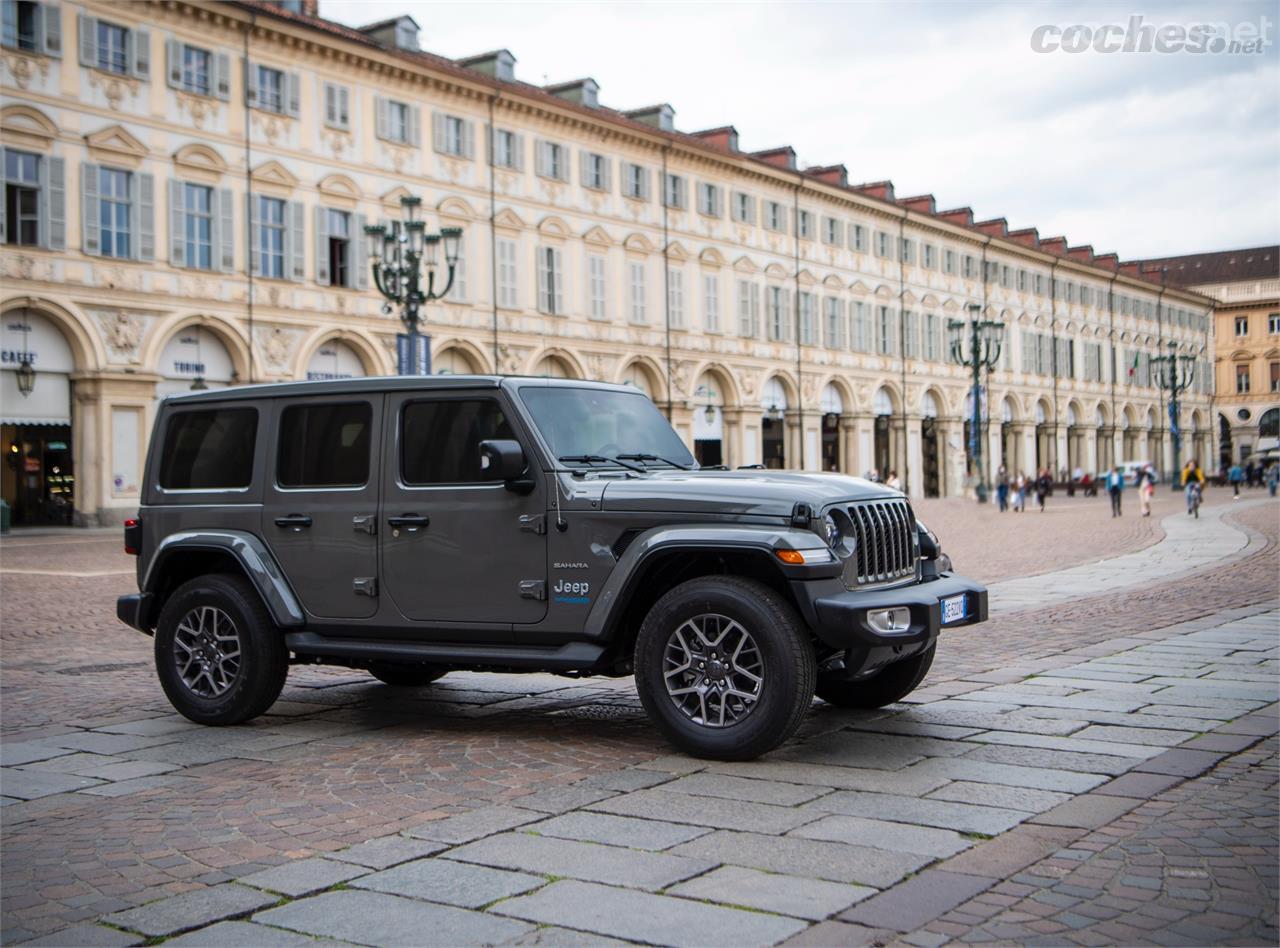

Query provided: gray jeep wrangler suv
[117,376,987,760]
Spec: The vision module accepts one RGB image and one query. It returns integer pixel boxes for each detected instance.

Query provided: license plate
[941,594,969,625]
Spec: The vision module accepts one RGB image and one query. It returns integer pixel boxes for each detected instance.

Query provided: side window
[401,399,515,485]
[277,402,372,488]
[158,408,257,490]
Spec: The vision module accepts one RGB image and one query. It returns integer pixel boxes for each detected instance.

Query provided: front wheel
[816,644,935,709]
[154,574,289,725]
[633,576,815,761]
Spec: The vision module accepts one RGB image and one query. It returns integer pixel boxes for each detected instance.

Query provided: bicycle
[1186,481,1202,519]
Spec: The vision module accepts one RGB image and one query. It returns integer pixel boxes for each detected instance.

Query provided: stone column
[1084,424,1098,474]
[903,415,922,498]
[799,409,823,472]
[839,415,858,475]
[668,404,694,454]
[720,408,748,470]
[854,413,875,478]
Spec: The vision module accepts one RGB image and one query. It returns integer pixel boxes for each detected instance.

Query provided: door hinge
[353,577,378,597]
[352,514,377,535]
[518,579,546,601]
[518,513,546,535]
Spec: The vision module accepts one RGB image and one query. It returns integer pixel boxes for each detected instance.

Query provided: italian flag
[1128,352,1139,377]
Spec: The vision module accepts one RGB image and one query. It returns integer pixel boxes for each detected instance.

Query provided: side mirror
[479,439,526,482]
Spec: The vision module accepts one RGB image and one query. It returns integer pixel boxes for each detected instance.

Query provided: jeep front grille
[846,499,918,586]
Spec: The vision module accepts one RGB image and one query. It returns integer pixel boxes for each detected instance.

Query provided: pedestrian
[866,468,880,483]
[1035,468,1051,512]
[1267,463,1279,498]
[1245,460,1257,489]
[996,464,1010,512]
[1181,458,1205,515]
[885,470,902,491]
[1013,472,1027,512]
[1228,461,1244,498]
[1139,466,1156,517]
[1106,465,1125,517]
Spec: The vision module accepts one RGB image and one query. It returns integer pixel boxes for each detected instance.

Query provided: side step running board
[284,632,606,672]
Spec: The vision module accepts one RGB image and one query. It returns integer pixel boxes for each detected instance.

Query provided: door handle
[387,513,429,532]
[274,514,313,529]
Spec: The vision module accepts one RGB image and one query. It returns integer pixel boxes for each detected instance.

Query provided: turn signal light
[123,517,140,556]
[775,549,806,565]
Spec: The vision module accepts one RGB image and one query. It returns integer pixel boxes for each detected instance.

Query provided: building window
[537,246,563,315]
[444,231,467,300]
[6,1,39,51]
[902,311,918,359]
[823,217,842,247]
[1271,361,1280,393]
[698,182,721,217]
[767,286,789,342]
[850,224,866,253]
[851,302,870,352]
[323,82,350,130]
[587,254,607,320]
[629,261,646,324]
[923,244,936,269]
[943,249,955,274]
[703,273,720,333]
[622,162,649,200]
[899,238,915,265]
[256,195,286,279]
[325,208,350,287]
[962,255,977,278]
[1236,363,1251,394]
[731,191,754,224]
[668,268,685,329]
[433,112,472,157]
[824,297,844,349]
[924,312,939,361]
[97,20,128,74]
[582,152,610,191]
[183,183,213,270]
[737,280,760,337]
[796,292,816,345]
[662,173,686,210]
[388,101,411,144]
[876,231,892,258]
[3,149,39,246]
[536,140,568,182]
[796,210,813,240]
[765,201,785,233]
[877,305,895,355]
[1236,316,1249,337]
[497,238,518,308]
[256,64,285,112]
[492,129,521,170]
[180,44,210,95]
[99,167,131,259]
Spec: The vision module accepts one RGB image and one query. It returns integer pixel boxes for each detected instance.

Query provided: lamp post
[14,318,35,397]
[949,302,1005,503]
[364,195,462,375]
[1152,340,1196,490]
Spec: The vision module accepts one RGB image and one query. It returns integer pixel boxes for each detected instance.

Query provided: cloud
[319,0,1279,257]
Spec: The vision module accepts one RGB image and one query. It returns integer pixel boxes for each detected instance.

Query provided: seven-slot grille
[845,499,918,586]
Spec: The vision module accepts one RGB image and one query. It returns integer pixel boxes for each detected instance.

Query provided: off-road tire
[367,664,448,687]
[634,576,815,761]
[816,644,935,709]
[154,574,289,725]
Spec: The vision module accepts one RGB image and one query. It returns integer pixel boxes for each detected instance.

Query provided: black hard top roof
[160,375,633,405]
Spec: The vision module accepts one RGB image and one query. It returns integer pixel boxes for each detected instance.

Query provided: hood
[599,469,901,517]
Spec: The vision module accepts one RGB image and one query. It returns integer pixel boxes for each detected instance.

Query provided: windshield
[521,386,695,469]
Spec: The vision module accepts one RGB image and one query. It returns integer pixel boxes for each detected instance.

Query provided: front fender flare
[143,530,305,628]
[581,524,837,642]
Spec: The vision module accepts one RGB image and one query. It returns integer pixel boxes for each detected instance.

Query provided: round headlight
[814,513,842,548]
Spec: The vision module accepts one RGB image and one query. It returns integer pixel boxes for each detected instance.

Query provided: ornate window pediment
[85,123,147,165]
[1,105,57,150]
[698,247,726,268]
[317,173,360,202]
[537,215,572,239]
[732,255,759,275]
[623,232,653,254]
[173,143,228,177]
[582,225,614,248]
[250,159,299,189]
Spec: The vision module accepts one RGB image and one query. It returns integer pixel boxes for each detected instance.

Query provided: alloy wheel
[173,605,242,698]
[662,613,764,728]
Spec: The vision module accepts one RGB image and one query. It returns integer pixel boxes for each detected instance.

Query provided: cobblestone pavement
[0,494,1276,945]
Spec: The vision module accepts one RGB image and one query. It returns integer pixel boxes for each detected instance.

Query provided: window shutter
[408,105,421,147]
[535,140,548,177]
[536,247,549,313]
[314,205,330,285]
[1,1,15,50]
[216,187,233,272]
[579,150,589,186]
[639,167,650,201]
[80,163,100,255]
[461,119,475,159]
[43,155,64,250]
[244,59,257,107]
[602,157,612,192]
[285,71,300,117]
[512,133,525,171]
[337,85,350,128]
[0,149,7,242]
[165,37,181,88]
[354,213,369,290]
[246,194,260,276]
[77,13,96,67]
[483,123,493,163]
[288,200,305,281]
[136,172,154,261]
[431,110,445,153]
[213,52,229,100]
[168,178,186,267]
[131,28,149,79]
[552,249,564,312]
[374,96,387,140]
[42,3,61,57]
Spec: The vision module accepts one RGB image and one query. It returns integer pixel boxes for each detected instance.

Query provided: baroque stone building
[0,0,1215,525]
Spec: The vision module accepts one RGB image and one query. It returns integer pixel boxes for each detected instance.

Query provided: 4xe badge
[553,579,590,604]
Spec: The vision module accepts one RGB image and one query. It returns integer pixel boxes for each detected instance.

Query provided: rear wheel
[367,664,448,687]
[816,644,935,709]
[634,576,815,761]
[154,574,288,725]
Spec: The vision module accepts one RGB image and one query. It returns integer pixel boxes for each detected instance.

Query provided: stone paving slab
[492,879,809,946]
[237,858,370,898]
[840,868,997,932]
[1134,747,1230,777]
[405,806,544,844]
[104,884,278,938]
[670,829,931,887]
[529,810,712,851]
[508,785,617,814]
[350,857,543,909]
[925,780,1072,813]
[960,743,1142,776]
[443,831,714,891]
[587,787,818,834]
[788,814,973,859]
[661,772,831,806]
[668,865,875,921]
[936,824,1086,878]
[0,741,75,767]
[908,755,1108,793]
[254,890,531,946]
[19,924,142,946]
[1029,793,1144,830]
[807,790,1032,835]
[0,767,103,799]
[326,835,449,870]
[706,759,950,795]
[966,729,1164,759]
[164,920,339,946]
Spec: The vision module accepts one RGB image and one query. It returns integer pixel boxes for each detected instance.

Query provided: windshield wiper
[557,454,647,473]
[617,453,691,471]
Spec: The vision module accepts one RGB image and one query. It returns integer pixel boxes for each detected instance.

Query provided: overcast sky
[320,0,1278,260]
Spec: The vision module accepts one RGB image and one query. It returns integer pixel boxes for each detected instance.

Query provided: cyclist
[1181,458,1206,518]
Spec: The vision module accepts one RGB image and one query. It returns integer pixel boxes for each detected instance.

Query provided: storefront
[761,376,787,469]
[692,378,724,467]
[1,310,76,526]
[156,326,237,398]
[819,383,842,473]
[307,339,368,380]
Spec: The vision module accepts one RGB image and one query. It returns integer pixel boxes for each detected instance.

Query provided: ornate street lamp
[365,195,463,375]
[1152,340,1196,490]
[14,318,35,397]
[949,302,1005,503]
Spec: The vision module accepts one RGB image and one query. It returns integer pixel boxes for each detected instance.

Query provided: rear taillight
[124,517,141,556]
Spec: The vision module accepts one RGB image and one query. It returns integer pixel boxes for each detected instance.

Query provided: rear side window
[158,409,257,490]
[277,402,372,488]
[401,399,515,484]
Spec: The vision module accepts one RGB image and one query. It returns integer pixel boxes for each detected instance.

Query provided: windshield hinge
[519,513,546,535]
[518,580,546,601]
[791,502,814,527]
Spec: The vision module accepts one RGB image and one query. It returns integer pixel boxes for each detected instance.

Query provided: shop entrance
[2,425,74,525]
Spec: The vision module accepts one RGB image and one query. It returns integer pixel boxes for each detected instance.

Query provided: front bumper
[793,572,988,651]
[116,593,154,634]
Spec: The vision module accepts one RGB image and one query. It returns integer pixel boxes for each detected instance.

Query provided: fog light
[867,607,911,634]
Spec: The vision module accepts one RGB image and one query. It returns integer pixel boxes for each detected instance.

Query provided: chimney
[1008,227,1040,250]
[899,194,936,215]
[976,218,1008,238]
[546,78,600,108]
[1067,245,1095,264]
[853,180,895,202]
[805,164,849,187]
[751,147,798,170]
[1041,236,1068,256]
[359,15,420,51]
[1094,253,1120,271]
[625,104,676,132]
[938,207,974,227]
[458,49,516,82]
[691,126,740,153]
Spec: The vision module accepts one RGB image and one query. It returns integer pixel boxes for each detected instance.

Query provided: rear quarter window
[158,408,258,490]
